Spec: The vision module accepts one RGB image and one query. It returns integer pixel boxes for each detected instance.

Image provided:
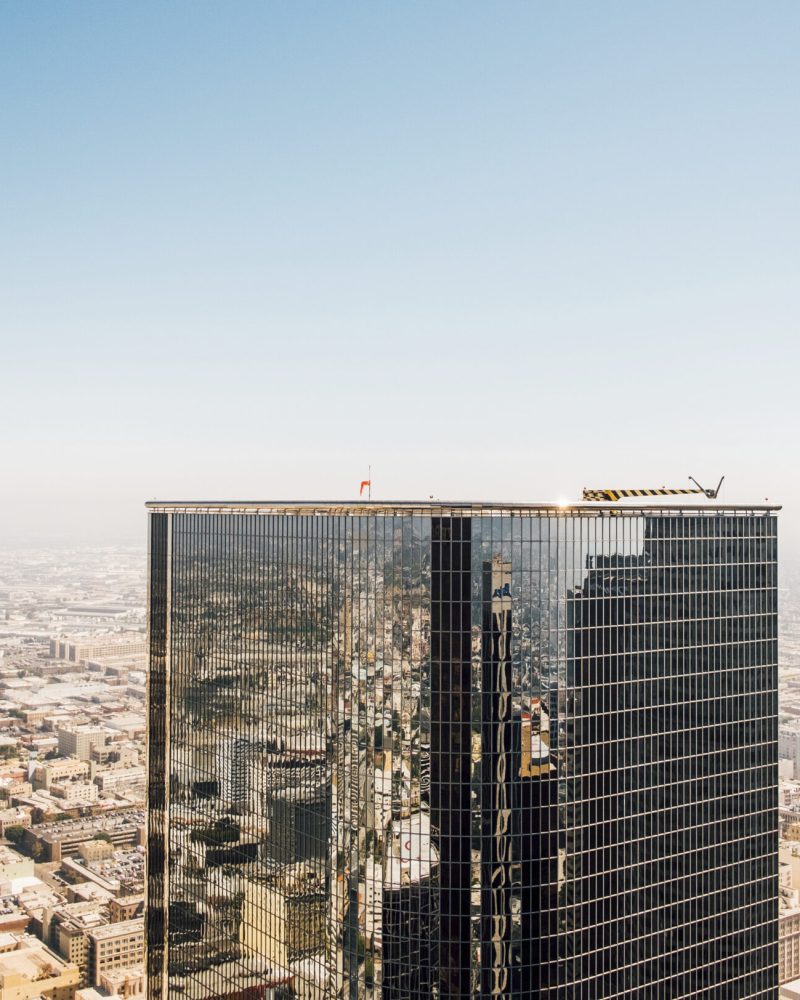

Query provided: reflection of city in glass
[146,503,778,999]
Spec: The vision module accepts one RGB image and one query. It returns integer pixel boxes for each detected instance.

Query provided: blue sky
[1,2,798,546]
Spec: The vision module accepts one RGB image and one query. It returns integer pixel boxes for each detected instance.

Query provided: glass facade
[146,503,778,1000]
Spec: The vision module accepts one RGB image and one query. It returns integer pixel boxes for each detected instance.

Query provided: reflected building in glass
[146,501,778,1000]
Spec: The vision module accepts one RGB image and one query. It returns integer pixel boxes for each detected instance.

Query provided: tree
[93,832,113,843]
[4,826,24,846]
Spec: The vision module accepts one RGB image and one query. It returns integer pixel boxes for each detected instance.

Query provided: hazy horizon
[2,2,798,553]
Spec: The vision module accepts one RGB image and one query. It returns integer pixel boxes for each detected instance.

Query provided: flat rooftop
[88,917,143,940]
[0,935,75,980]
[146,500,780,515]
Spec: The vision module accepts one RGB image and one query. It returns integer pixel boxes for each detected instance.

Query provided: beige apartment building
[98,966,144,998]
[782,906,800,986]
[45,902,111,988]
[86,920,143,987]
[55,923,88,987]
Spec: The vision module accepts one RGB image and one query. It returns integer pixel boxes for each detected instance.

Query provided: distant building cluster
[0,545,146,999]
[776,597,800,994]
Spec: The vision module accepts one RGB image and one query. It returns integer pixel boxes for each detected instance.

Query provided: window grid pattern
[146,511,168,997]
[146,507,777,999]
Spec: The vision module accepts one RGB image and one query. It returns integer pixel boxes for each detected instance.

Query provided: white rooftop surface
[3,876,42,894]
[5,682,120,708]
[70,911,107,930]
[0,847,28,865]
[104,714,145,730]
[88,917,143,941]
[0,935,73,980]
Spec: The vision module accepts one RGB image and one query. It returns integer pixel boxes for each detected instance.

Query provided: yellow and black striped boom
[582,477,724,503]
[583,487,702,502]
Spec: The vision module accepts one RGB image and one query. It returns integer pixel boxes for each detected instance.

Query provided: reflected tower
[147,502,778,999]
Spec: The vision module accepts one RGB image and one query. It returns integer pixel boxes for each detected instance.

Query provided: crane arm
[583,477,724,503]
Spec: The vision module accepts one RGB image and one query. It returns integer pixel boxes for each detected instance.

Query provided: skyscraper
[146,501,778,999]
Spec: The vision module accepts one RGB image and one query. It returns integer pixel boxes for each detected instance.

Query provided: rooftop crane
[582,476,725,503]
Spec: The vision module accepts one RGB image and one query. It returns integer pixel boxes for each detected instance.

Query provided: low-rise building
[63,884,114,909]
[0,780,33,804]
[55,921,89,986]
[14,792,78,827]
[0,848,33,886]
[0,932,80,1000]
[101,718,144,742]
[89,748,137,769]
[45,902,110,988]
[50,783,98,805]
[49,638,146,666]
[98,966,144,998]
[0,911,29,938]
[93,771,144,795]
[783,905,800,986]
[0,808,32,837]
[86,920,143,987]
[108,898,142,924]
[77,842,114,864]
[4,783,32,805]
[32,760,90,793]
[61,859,120,897]
[21,813,144,863]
